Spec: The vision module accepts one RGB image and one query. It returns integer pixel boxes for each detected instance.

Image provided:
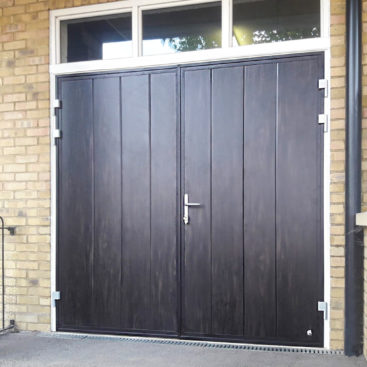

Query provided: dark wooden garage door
[56,54,324,347]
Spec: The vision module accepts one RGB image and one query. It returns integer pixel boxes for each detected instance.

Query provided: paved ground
[0,332,367,367]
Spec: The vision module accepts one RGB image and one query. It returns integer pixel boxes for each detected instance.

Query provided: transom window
[57,0,321,64]
[60,13,132,62]
[142,2,222,56]
[233,0,320,46]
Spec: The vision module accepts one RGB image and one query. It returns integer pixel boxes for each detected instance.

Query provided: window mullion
[132,5,140,57]
[222,0,232,48]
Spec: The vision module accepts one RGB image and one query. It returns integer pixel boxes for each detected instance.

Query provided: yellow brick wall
[330,0,346,351]
[0,0,350,350]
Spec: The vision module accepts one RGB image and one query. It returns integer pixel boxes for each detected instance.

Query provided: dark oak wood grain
[57,55,324,346]
[243,63,277,338]
[120,74,151,330]
[182,69,212,335]
[150,72,178,333]
[211,66,244,336]
[276,57,324,345]
[93,77,122,330]
[58,78,93,328]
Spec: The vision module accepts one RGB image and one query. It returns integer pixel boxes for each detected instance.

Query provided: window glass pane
[142,2,221,56]
[233,0,320,46]
[60,13,132,63]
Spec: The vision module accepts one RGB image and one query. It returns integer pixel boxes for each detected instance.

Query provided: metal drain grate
[38,332,343,355]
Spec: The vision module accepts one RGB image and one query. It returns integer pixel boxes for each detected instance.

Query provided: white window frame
[49,0,331,351]
[50,0,330,73]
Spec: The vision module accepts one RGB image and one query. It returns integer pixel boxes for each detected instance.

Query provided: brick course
[0,0,354,351]
[330,0,346,351]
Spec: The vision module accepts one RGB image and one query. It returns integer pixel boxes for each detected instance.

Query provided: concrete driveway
[0,332,366,367]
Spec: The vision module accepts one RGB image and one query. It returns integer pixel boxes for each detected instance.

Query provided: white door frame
[49,0,331,349]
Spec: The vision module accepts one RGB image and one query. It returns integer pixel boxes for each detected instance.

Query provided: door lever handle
[183,194,200,224]
[186,202,200,207]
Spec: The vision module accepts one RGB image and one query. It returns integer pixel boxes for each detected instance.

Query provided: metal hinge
[318,114,328,133]
[53,99,62,115]
[53,99,62,144]
[318,79,328,97]
[318,301,328,320]
[53,128,62,145]
[51,291,61,307]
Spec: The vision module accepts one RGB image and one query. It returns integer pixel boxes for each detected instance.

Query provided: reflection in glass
[143,2,222,56]
[60,13,132,62]
[233,0,320,46]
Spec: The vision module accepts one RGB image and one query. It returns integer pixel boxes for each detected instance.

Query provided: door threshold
[37,331,342,355]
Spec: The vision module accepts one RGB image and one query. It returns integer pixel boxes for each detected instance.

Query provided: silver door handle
[183,193,200,225]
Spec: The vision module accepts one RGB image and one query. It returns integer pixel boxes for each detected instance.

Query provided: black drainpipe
[345,0,363,357]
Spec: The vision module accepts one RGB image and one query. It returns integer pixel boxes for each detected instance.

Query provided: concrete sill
[356,212,367,226]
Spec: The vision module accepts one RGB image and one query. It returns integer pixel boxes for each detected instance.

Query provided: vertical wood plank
[211,66,244,336]
[182,69,212,335]
[150,72,178,333]
[243,63,277,338]
[58,78,93,328]
[93,77,122,330]
[276,57,323,345]
[120,74,151,330]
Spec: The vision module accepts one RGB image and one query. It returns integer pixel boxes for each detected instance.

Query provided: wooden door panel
[58,78,93,328]
[92,77,122,330]
[182,69,212,335]
[120,74,153,330]
[150,72,178,332]
[276,57,324,345]
[211,66,244,336]
[243,63,277,339]
[181,55,323,345]
[58,70,179,335]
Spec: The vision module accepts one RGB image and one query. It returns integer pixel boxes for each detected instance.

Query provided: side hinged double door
[57,54,324,347]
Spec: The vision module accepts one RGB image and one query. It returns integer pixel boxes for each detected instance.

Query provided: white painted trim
[138,0,220,11]
[321,0,331,349]
[137,6,143,56]
[49,0,332,350]
[54,8,133,26]
[132,5,140,57]
[323,47,331,351]
[51,0,220,18]
[50,73,57,333]
[321,0,330,39]
[50,38,329,75]
[221,0,231,48]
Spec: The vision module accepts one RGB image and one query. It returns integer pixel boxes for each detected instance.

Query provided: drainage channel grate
[39,332,343,355]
